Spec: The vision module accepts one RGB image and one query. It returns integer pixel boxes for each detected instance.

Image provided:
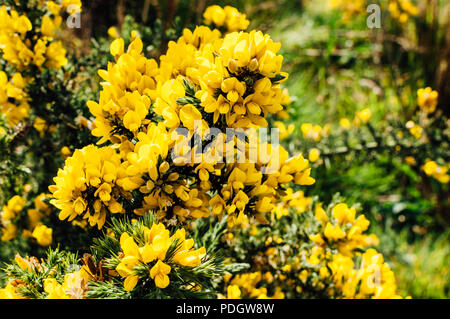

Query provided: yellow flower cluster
[260,201,401,298]
[301,123,330,141]
[117,122,216,222]
[223,272,285,299]
[329,0,418,24]
[422,159,449,184]
[33,116,57,137]
[0,282,23,299]
[304,108,371,144]
[328,0,365,22]
[0,253,90,299]
[31,224,53,247]
[220,193,403,298]
[417,87,438,114]
[115,224,206,290]
[0,192,55,246]
[91,26,289,135]
[24,193,52,245]
[308,148,320,163]
[178,31,288,128]
[49,145,128,229]
[44,270,90,299]
[328,248,401,298]
[309,203,378,256]
[339,117,351,130]
[274,121,295,140]
[299,108,371,150]
[405,120,423,139]
[304,202,402,298]
[353,108,371,126]
[0,71,29,126]
[87,36,157,144]
[203,5,250,32]
[388,0,419,23]
[271,188,312,220]
[60,0,82,12]
[84,17,315,226]
[0,196,25,241]
[0,2,70,71]
[0,1,81,128]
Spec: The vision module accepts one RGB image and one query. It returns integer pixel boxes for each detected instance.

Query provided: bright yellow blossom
[31,224,53,246]
[417,87,438,114]
[49,145,128,229]
[115,224,207,291]
[203,5,250,32]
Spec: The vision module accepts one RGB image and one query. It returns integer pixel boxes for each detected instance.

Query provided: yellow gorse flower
[275,200,400,299]
[388,0,419,23]
[0,195,26,241]
[0,2,69,71]
[0,282,23,299]
[61,0,82,13]
[0,71,30,126]
[329,248,401,298]
[150,260,171,289]
[328,0,365,23]
[44,270,90,299]
[274,121,295,140]
[88,37,156,145]
[354,108,371,125]
[271,188,312,219]
[203,5,250,32]
[417,87,438,114]
[0,1,80,129]
[31,224,53,246]
[301,123,325,141]
[116,224,206,290]
[49,145,128,229]
[308,148,320,163]
[224,271,285,299]
[422,159,449,184]
[339,117,351,130]
[309,202,376,256]
[405,120,423,139]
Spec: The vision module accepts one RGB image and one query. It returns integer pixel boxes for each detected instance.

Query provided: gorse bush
[0,0,447,299]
